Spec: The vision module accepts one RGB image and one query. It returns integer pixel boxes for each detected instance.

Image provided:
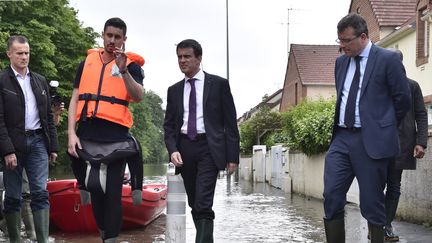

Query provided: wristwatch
[119,67,128,74]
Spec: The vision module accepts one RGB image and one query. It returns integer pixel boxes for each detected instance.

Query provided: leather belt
[25,128,43,136]
[338,126,361,132]
[181,133,206,141]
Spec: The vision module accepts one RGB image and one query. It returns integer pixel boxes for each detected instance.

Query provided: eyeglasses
[335,35,360,44]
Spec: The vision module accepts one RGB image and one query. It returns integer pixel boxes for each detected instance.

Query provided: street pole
[226,0,230,80]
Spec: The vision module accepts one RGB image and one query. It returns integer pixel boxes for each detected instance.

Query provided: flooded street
[3,165,430,242]
[49,172,331,243]
[210,177,326,243]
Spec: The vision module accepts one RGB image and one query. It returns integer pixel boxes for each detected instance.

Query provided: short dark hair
[387,48,403,61]
[337,13,368,37]
[176,39,202,58]
[7,35,28,50]
[104,17,127,36]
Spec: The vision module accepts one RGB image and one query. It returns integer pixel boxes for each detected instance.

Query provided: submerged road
[36,174,432,242]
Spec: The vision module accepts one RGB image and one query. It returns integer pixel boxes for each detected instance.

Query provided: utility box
[252,145,266,182]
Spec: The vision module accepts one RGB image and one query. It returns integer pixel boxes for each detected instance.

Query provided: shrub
[282,98,335,156]
[239,107,283,154]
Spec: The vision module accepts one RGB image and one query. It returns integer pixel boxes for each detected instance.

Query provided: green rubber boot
[21,198,37,240]
[4,212,21,243]
[33,209,49,243]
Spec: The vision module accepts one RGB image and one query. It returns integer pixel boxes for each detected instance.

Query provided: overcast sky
[68,0,350,117]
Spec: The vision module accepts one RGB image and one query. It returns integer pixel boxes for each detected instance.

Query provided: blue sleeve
[127,62,144,85]
[73,61,85,88]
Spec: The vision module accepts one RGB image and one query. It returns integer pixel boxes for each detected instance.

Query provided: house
[279,44,340,112]
[350,0,432,124]
[237,88,283,124]
[349,0,417,43]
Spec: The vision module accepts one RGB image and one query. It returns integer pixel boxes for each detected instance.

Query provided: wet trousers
[71,157,126,239]
[179,136,219,221]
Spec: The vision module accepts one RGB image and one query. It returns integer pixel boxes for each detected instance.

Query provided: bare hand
[68,132,82,158]
[114,43,127,71]
[226,162,238,175]
[52,102,65,115]
[4,153,17,170]
[413,145,425,158]
[49,152,58,166]
[170,152,183,167]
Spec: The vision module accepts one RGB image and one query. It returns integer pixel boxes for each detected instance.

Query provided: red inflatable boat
[47,179,167,232]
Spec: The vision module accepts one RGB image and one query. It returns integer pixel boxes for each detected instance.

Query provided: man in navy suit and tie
[323,13,411,243]
[163,39,240,243]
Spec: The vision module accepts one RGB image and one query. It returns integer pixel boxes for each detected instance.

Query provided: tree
[0,0,98,89]
[0,0,169,169]
[130,90,168,164]
[239,107,283,154]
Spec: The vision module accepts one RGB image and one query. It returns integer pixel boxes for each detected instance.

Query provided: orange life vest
[87,48,145,66]
[76,49,138,128]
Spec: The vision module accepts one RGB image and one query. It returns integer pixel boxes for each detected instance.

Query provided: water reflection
[48,165,330,242]
[44,164,432,242]
[211,178,326,243]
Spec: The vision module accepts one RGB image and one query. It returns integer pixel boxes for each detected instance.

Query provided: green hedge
[282,98,335,156]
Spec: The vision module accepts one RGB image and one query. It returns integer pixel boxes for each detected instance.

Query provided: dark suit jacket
[164,72,240,172]
[0,66,59,156]
[396,79,428,169]
[333,44,411,159]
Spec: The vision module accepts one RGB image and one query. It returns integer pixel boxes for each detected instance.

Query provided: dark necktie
[344,56,362,129]
[187,78,197,140]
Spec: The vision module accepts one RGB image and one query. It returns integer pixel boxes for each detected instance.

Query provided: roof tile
[290,44,341,85]
[370,0,417,26]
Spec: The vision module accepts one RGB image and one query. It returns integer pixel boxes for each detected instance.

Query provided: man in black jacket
[0,35,58,243]
[383,48,428,242]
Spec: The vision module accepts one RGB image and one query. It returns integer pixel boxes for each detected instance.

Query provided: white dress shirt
[11,66,41,130]
[339,41,372,128]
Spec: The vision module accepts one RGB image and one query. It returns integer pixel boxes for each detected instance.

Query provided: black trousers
[91,160,126,239]
[179,136,219,220]
[70,156,126,239]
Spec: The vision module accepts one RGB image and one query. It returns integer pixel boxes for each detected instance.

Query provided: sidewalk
[345,203,432,243]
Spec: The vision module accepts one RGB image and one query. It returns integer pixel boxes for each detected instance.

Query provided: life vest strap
[78,93,129,122]
[79,93,129,106]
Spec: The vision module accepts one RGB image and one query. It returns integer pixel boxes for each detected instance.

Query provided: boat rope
[48,186,75,196]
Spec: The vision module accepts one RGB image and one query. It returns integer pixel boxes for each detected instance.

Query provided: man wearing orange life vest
[67,17,144,243]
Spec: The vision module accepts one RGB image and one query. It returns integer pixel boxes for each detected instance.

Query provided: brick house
[349,0,417,43]
[279,44,341,112]
[350,0,432,124]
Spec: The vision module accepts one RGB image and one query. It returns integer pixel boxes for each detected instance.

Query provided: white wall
[239,139,432,224]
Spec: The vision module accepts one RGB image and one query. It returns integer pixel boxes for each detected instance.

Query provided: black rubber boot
[368,223,384,243]
[324,217,345,243]
[195,219,214,243]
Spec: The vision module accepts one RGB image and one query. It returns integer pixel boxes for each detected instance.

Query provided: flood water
[45,164,333,243]
[5,164,429,242]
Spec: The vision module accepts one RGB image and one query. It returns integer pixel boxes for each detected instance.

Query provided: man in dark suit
[323,14,411,243]
[383,49,427,242]
[164,39,240,243]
